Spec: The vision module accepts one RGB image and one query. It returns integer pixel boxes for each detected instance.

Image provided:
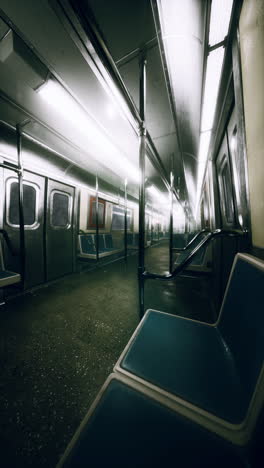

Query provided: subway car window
[7,181,37,227]
[112,205,132,230]
[51,191,71,228]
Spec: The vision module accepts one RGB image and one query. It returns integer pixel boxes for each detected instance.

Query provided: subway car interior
[0,0,263,466]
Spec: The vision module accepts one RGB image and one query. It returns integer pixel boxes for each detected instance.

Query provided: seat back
[80,235,96,254]
[218,253,264,396]
[105,234,113,249]
[0,236,5,271]
[98,234,105,250]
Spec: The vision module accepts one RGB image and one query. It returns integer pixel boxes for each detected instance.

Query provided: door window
[7,179,38,228]
[51,191,72,228]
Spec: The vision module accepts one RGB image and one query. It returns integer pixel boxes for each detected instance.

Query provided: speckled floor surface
[0,257,139,467]
[0,244,214,467]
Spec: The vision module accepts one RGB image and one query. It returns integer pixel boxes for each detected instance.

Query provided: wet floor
[0,243,215,467]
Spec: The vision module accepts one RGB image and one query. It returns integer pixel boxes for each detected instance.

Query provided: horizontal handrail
[143,228,247,281]
[0,162,21,174]
[172,228,210,252]
[0,229,18,256]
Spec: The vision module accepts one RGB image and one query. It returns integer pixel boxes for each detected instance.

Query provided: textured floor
[0,244,215,467]
[0,257,138,467]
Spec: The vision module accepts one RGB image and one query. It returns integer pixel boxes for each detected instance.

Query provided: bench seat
[78,234,122,259]
[0,270,21,287]
[115,253,264,444]
[0,237,21,289]
[57,375,248,468]
[117,311,245,424]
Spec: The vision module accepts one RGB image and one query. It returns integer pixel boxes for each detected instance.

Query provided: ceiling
[0,0,208,213]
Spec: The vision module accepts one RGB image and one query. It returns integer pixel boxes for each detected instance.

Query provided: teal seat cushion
[121,310,247,423]
[80,235,95,254]
[0,270,19,279]
[62,378,247,468]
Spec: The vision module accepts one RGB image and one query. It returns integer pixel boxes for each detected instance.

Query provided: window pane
[91,201,105,226]
[112,206,131,231]
[52,192,70,227]
[9,182,36,226]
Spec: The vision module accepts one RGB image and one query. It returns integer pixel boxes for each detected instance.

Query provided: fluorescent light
[209,0,233,46]
[38,79,139,183]
[201,46,225,132]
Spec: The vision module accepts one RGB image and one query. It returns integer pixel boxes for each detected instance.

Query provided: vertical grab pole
[138,54,147,320]
[16,125,25,289]
[124,178,128,267]
[169,171,174,273]
[95,175,99,262]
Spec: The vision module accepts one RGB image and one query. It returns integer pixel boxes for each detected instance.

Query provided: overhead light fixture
[38,78,139,183]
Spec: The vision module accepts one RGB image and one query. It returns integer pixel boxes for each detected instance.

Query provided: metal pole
[138,54,147,320]
[124,178,128,266]
[16,125,25,289]
[169,171,174,273]
[95,175,99,262]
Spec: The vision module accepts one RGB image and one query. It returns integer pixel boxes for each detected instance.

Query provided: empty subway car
[0,1,263,467]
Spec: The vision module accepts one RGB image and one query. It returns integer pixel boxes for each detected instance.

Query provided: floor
[0,243,215,467]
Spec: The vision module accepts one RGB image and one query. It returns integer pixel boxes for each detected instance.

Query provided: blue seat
[115,253,264,444]
[0,237,21,289]
[98,234,106,252]
[79,235,96,255]
[105,234,113,249]
[58,375,248,468]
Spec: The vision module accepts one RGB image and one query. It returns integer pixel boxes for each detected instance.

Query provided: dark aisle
[0,247,215,467]
[0,257,138,467]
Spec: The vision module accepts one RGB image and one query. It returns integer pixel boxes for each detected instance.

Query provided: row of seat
[78,233,122,259]
[0,236,20,302]
[58,252,264,467]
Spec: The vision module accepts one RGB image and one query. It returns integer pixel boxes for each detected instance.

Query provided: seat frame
[115,253,264,445]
